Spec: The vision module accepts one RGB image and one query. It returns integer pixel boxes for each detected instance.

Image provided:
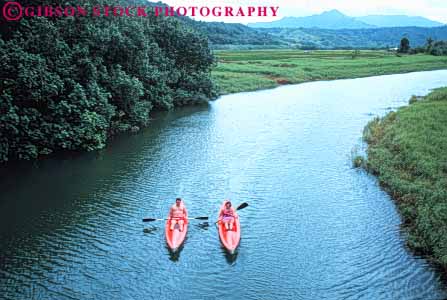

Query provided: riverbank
[362,87,447,273]
[213,50,447,95]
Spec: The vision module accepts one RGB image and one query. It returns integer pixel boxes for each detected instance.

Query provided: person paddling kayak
[218,200,238,231]
[168,198,188,232]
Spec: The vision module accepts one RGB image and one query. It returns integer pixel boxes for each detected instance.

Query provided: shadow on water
[143,226,159,235]
[0,104,210,237]
[215,220,240,265]
[0,103,211,285]
[166,239,187,262]
[194,222,210,230]
[222,246,239,265]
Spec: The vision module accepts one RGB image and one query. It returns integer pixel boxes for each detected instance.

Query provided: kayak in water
[165,218,188,251]
[217,200,241,253]
[165,198,188,251]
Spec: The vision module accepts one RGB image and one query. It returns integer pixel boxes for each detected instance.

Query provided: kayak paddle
[236,202,248,211]
[142,216,208,222]
[188,216,209,220]
[142,218,164,222]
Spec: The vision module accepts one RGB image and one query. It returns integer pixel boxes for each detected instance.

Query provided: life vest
[222,207,234,217]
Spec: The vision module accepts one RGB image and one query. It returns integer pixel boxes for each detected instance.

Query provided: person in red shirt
[168,198,188,232]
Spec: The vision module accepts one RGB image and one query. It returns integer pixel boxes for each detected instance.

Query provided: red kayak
[218,201,241,253]
[165,217,188,251]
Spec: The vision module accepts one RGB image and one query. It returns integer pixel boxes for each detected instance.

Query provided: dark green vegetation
[213,50,447,94]
[410,38,447,56]
[429,41,447,56]
[178,15,447,50]
[260,26,447,49]
[0,0,215,163]
[189,21,285,50]
[362,88,447,273]
[196,23,447,50]
[399,37,411,53]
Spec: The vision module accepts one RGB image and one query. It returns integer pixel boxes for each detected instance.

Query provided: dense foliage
[189,21,286,49]
[154,20,447,50]
[429,40,447,55]
[259,26,447,49]
[169,23,447,50]
[407,37,447,56]
[398,37,410,53]
[424,39,447,56]
[0,0,216,162]
[363,88,447,272]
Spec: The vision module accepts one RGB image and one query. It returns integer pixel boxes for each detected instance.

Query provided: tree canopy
[399,37,410,53]
[0,0,216,162]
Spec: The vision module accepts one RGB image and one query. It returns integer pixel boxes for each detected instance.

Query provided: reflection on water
[194,222,210,230]
[143,227,159,234]
[167,243,185,262]
[1,71,447,299]
[223,247,239,266]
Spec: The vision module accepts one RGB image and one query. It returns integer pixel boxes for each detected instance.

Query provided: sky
[159,0,447,24]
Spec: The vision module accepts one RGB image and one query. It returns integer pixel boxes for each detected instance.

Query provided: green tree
[426,37,434,53]
[398,37,410,53]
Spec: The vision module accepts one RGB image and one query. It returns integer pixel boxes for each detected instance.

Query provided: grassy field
[212,50,447,95]
[362,87,447,273]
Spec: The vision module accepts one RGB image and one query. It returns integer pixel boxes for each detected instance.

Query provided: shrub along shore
[362,87,447,274]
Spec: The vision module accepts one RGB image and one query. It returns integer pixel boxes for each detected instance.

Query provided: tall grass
[363,87,447,273]
[213,50,447,95]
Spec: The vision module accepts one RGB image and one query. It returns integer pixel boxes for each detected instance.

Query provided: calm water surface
[1,71,447,300]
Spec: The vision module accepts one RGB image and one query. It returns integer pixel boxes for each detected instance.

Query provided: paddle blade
[236,202,248,210]
[194,216,209,220]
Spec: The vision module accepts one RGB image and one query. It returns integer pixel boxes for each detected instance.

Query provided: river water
[1,70,447,300]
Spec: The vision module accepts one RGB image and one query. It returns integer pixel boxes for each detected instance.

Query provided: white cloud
[157,0,447,24]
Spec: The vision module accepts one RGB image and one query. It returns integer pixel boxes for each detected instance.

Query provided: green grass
[212,50,447,95]
[363,87,447,273]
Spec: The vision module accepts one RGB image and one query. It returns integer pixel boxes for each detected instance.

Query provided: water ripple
[1,71,447,299]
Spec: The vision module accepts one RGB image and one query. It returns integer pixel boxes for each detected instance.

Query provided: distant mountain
[153,3,447,50]
[248,9,375,29]
[356,15,444,28]
[248,10,445,29]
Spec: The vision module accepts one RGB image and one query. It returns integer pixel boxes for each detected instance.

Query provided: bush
[409,47,425,54]
[429,41,447,56]
[352,155,365,168]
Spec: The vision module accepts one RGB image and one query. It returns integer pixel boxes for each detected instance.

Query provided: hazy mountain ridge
[249,10,374,29]
[356,15,444,28]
